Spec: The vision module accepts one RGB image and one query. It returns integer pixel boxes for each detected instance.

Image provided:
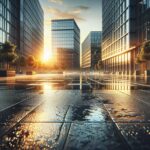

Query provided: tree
[14,55,26,67]
[13,55,27,72]
[19,56,26,67]
[0,41,18,70]
[136,40,150,64]
[27,55,35,68]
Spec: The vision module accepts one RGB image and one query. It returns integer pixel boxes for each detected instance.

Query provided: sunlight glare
[42,48,52,63]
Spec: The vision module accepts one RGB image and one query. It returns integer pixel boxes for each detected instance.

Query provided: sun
[42,49,52,63]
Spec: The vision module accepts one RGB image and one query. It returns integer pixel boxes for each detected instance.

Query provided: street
[0,74,150,150]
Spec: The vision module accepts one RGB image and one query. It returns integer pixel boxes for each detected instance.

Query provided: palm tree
[0,41,18,70]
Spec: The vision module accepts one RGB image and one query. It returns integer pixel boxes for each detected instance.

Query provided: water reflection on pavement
[0,74,150,149]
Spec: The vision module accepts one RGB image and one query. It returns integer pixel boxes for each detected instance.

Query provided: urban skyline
[39,0,102,59]
[0,0,102,65]
[1,0,150,75]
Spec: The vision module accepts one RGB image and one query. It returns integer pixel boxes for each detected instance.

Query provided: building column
[131,49,135,75]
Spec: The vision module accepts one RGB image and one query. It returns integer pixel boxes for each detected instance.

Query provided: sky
[39,0,102,58]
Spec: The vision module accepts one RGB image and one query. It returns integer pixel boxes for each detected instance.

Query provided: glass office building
[102,0,136,75]
[82,31,102,70]
[20,0,44,57]
[52,19,80,70]
[0,0,20,46]
[102,0,150,75]
[0,0,44,58]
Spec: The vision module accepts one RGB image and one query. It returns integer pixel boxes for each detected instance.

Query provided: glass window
[2,31,5,42]
[7,22,9,32]
[0,29,2,43]
[126,8,129,20]
[126,0,129,7]
[0,3,2,14]
[0,17,2,28]
[126,21,129,33]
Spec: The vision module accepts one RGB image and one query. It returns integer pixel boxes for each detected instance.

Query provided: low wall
[0,70,16,77]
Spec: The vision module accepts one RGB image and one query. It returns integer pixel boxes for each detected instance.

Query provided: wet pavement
[0,74,150,149]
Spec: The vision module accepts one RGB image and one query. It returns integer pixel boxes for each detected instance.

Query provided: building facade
[51,19,80,70]
[82,31,102,70]
[102,0,150,75]
[0,0,44,58]
[20,0,44,57]
[0,0,20,46]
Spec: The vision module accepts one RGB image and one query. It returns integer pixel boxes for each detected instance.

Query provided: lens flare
[42,49,52,63]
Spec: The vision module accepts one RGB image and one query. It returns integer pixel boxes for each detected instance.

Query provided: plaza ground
[0,74,150,149]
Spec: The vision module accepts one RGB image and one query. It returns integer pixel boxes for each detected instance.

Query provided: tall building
[0,0,44,58]
[102,0,150,75]
[51,19,80,70]
[82,31,102,70]
[20,0,44,57]
[0,0,20,46]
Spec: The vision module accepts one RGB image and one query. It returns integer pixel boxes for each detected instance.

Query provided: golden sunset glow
[41,48,52,63]
[41,18,53,63]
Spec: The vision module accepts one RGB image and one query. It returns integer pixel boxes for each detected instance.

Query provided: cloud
[48,0,64,4]
[76,6,89,10]
[45,7,87,21]
[71,5,89,14]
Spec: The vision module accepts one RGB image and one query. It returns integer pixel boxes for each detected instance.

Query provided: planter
[26,71,36,75]
[0,70,16,77]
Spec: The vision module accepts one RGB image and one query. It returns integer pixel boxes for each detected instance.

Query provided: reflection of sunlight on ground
[43,83,53,94]
[2,73,150,149]
[108,79,131,95]
[6,123,61,149]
